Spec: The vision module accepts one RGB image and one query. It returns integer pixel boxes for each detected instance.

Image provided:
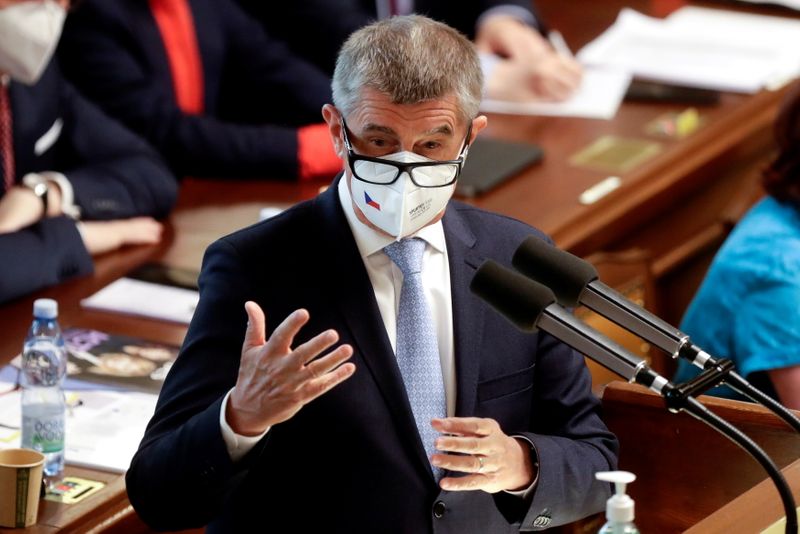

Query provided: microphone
[470,259,799,534]
[511,236,800,434]
[511,236,712,368]
[469,260,669,394]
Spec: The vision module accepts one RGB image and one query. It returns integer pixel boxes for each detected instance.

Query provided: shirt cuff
[503,435,539,499]
[476,5,538,32]
[219,388,270,462]
[40,171,81,219]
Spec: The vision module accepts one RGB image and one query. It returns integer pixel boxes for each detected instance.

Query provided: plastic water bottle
[21,298,67,480]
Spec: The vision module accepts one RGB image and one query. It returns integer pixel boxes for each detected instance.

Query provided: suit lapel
[135,1,181,99]
[315,181,435,480]
[442,205,487,418]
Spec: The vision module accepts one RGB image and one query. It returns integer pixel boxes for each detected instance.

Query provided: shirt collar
[337,176,447,258]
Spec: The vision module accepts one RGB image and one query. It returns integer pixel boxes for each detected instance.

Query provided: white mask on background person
[0,0,66,85]
[350,151,459,239]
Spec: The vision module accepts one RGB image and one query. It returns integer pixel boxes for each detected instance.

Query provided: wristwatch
[22,173,49,216]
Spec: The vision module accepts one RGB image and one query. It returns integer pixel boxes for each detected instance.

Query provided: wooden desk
[488,0,795,328]
[1,1,798,531]
[599,382,800,534]
[687,458,800,534]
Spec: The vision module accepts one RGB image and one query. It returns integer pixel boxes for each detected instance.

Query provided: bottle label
[24,416,64,453]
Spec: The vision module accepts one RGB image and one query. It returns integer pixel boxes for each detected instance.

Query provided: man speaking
[126,15,618,533]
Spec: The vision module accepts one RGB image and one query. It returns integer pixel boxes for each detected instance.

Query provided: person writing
[126,15,616,533]
[673,81,800,410]
[0,0,176,304]
[239,0,582,103]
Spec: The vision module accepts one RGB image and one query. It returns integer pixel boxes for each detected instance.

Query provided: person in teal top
[673,82,800,410]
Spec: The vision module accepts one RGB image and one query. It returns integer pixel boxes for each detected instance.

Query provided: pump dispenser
[595,471,639,534]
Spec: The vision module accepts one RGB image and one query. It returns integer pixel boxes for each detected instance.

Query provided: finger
[551,65,582,92]
[432,417,495,437]
[267,308,310,353]
[439,474,487,492]
[243,301,267,349]
[561,57,584,80]
[431,453,492,474]
[434,435,497,456]
[304,344,354,379]
[299,360,356,402]
[545,60,582,92]
[292,329,341,366]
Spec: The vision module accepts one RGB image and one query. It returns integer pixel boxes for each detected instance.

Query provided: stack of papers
[0,326,180,473]
[732,0,800,10]
[0,389,158,473]
[481,68,632,120]
[81,277,199,325]
[578,7,800,93]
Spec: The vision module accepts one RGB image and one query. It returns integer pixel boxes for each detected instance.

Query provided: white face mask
[0,0,66,85]
[350,151,458,239]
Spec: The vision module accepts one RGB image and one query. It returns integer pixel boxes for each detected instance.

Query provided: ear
[322,104,346,159]
[469,115,488,145]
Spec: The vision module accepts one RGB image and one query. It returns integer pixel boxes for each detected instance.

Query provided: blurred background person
[673,81,800,410]
[0,0,177,304]
[238,0,583,103]
[57,0,341,182]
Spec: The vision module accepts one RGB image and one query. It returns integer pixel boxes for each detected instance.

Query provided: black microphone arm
[470,260,798,534]
[469,260,668,394]
[511,235,800,434]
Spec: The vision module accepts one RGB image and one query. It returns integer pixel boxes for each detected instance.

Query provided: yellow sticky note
[570,136,662,173]
[45,477,105,504]
[675,108,700,138]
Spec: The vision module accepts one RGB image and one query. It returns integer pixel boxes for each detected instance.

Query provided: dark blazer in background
[126,179,617,533]
[238,0,543,74]
[0,217,91,304]
[57,0,333,180]
[0,61,176,304]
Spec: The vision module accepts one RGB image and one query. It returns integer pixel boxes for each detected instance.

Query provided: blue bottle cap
[33,298,58,319]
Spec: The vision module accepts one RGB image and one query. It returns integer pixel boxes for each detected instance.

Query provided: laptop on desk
[455,137,544,198]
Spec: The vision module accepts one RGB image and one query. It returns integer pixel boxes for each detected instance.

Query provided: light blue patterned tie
[384,237,447,480]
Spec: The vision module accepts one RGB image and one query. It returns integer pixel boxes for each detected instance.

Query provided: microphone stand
[678,344,800,434]
[471,260,798,533]
[665,363,799,534]
[540,309,799,534]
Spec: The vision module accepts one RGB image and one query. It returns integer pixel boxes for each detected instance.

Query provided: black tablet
[455,137,544,198]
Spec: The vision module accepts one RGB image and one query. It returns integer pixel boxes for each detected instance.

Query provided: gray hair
[332,15,483,124]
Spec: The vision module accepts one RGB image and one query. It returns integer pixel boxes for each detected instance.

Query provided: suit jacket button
[432,500,446,519]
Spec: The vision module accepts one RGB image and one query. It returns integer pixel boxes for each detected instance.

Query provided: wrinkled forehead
[344,88,465,136]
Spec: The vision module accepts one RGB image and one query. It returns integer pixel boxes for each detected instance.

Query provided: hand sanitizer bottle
[595,471,639,534]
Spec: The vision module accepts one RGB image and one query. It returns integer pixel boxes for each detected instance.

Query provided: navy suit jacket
[126,179,617,533]
[0,61,176,304]
[58,0,333,180]
[239,0,544,74]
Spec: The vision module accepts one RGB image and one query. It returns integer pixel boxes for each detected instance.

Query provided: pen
[548,30,573,58]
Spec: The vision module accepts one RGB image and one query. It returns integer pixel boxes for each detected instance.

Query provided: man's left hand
[431,417,535,493]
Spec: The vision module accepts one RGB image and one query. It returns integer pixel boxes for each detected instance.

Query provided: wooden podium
[598,382,800,533]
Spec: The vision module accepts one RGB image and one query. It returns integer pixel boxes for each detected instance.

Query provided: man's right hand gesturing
[226,301,356,436]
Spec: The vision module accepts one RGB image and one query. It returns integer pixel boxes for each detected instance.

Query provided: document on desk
[725,0,800,10]
[480,67,632,120]
[578,7,800,93]
[0,389,158,473]
[81,277,199,325]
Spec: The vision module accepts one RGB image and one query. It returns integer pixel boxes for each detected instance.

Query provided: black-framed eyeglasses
[341,118,472,188]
